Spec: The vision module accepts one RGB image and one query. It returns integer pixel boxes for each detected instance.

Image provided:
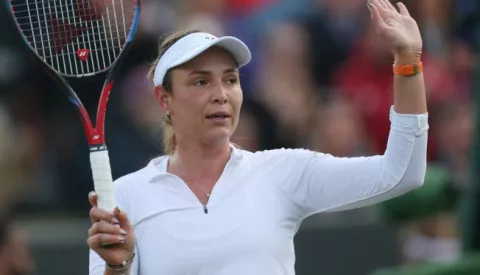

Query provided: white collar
[146,144,244,183]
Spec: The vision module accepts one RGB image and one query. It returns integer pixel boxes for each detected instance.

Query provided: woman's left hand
[368,0,422,55]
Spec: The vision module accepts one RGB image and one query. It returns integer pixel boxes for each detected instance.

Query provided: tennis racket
[6,0,141,211]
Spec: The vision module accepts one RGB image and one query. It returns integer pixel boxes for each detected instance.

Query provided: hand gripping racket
[6,0,141,211]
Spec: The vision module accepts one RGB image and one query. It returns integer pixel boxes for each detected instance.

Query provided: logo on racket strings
[76,49,90,61]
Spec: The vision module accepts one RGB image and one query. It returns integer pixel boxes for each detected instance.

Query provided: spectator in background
[308,96,370,157]
[300,0,367,100]
[432,99,474,190]
[138,0,176,41]
[257,20,318,148]
[178,0,226,36]
[453,0,480,51]
[416,0,452,57]
[232,97,289,152]
[332,19,398,155]
[0,214,35,275]
[0,103,35,213]
[110,65,166,177]
[449,39,476,99]
[225,0,274,17]
[0,103,35,275]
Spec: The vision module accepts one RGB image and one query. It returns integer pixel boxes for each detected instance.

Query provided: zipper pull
[203,205,208,214]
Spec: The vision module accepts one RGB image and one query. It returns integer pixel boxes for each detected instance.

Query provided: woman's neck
[168,141,232,181]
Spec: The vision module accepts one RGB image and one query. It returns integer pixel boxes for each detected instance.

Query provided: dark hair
[148,29,201,155]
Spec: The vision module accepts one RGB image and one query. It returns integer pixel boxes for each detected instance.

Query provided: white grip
[90,150,116,212]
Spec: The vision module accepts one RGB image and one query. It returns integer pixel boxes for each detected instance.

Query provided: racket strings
[14,2,108,20]
[22,26,132,45]
[17,22,133,35]
[15,12,133,30]
[13,0,117,9]
[34,46,122,60]
[11,0,136,76]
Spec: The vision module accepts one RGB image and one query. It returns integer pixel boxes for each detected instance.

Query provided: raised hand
[87,192,136,267]
[368,0,422,55]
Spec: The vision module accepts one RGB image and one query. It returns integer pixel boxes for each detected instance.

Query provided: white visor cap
[153,32,252,86]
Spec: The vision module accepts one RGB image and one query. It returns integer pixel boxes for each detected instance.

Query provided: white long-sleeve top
[90,106,429,275]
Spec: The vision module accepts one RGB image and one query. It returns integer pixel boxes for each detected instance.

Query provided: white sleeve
[89,183,139,275]
[276,106,429,219]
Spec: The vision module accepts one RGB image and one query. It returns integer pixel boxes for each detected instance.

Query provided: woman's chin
[204,128,234,144]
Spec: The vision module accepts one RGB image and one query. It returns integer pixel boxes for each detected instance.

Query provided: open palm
[369,0,422,55]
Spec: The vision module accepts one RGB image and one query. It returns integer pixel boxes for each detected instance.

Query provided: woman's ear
[154,86,171,113]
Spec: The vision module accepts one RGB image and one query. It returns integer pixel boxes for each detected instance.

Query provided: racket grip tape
[90,150,116,212]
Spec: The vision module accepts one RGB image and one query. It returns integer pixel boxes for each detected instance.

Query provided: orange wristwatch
[393,62,423,76]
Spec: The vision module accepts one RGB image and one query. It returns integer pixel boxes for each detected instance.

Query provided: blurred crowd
[0,0,479,273]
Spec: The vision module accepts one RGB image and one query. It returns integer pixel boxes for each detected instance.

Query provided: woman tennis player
[89,1,429,274]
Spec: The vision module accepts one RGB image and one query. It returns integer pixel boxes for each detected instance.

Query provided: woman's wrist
[105,264,132,275]
[105,253,135,275]
[394,51,422,65]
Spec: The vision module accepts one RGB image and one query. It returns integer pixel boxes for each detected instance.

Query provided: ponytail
[162,111,176,155]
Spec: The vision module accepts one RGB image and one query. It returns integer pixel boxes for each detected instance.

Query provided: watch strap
[106,253,135,274]
[393,62,423,76]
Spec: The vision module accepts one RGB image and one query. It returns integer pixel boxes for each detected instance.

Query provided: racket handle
[90,150,116,212]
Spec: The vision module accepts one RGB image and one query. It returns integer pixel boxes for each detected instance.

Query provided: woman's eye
[193,80,208,87]
[226,77,238,85]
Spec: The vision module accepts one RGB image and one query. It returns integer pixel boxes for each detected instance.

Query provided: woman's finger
[382,0,397,12]
[375,0,389,10]
[370,2,389,31]
[371,0,386,19]
[114,207,133,232]
[87,234,126,249]
[88,221,128,237]
[397,2,410,17]
[89,206,116,225]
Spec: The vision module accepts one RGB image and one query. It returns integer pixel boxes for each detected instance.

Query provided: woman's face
[159,47,243,147]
